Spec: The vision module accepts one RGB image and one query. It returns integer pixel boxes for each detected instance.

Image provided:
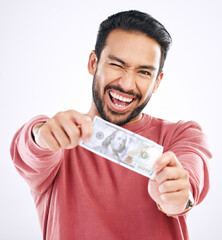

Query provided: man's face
[110,130,127,153]
[89,29,163,125]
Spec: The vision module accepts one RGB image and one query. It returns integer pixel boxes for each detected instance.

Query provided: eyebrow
[108,55,129,66]
[107,55,157,71]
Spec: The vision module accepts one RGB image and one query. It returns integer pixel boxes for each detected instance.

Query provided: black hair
[95,10,172,74]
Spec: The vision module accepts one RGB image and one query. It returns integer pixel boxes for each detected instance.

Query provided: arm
[10,110,93,194]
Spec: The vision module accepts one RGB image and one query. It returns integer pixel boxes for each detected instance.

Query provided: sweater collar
[121,113,151,132]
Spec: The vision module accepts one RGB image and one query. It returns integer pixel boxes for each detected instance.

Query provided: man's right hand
[32,110,93,151]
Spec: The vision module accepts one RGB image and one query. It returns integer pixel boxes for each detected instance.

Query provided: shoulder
[148,113,202,131]
[146,114,209,148]
[167,120,205,144]
[157,118,211,158]
[148,114,203,136]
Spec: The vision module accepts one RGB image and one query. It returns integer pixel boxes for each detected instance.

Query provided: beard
[92,73,152,126]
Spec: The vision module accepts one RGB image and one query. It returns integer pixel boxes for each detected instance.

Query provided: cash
[79,116,163,179]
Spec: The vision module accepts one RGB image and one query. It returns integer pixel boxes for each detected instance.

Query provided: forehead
[114,131,126,139]
[101,29,161,67]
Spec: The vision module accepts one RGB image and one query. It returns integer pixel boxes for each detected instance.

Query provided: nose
[118,70,137,92]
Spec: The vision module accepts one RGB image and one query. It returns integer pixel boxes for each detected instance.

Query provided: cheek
[99,66,122,85]
[137,81,155,100]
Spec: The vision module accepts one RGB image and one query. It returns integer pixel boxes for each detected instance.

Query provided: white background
[1,0,221,239]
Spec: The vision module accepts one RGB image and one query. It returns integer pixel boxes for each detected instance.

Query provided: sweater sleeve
[164,120,212,207]
[10,115,63,194]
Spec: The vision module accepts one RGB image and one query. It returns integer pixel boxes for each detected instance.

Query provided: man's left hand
[148,151,191,215]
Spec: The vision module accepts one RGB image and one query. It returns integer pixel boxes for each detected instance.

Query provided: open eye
[139,70,151,76]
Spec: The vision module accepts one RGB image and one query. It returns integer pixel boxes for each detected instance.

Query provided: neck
[87,101,99,120]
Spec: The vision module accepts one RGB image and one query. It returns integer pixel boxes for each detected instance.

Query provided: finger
[80,116,93,142]
[68,110,91,126]
[158,179,189,194]
[71,111,93,142]
[57,110,93,143]
[160,189,189,204]
[153,151,180,173]
[49,119,74,149]
[59,119,81,148]
[155,166,188,185]
[38,125,61,151]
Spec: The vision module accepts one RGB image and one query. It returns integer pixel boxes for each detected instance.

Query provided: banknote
[79,116,163,179]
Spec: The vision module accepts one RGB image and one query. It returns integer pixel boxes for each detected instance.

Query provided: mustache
[104,84,142,101]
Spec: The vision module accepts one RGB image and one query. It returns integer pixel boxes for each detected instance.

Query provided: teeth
[115,103,125,107]
[110,91,133,103]
[119,96,124,101]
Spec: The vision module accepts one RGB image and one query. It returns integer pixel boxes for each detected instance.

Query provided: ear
[88,50,98,75]
[152,72,164,93]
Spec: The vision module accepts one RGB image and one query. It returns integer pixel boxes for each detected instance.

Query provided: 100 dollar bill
[79,116,163,179]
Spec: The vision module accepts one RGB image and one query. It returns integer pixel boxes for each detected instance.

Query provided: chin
[102,110,135,126]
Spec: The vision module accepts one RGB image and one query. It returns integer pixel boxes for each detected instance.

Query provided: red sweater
[10,114,211,240]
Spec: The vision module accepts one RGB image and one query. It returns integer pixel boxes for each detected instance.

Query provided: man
[94,129,127,161]
[10,10,211,240]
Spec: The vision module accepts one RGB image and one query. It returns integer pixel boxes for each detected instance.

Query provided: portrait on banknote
[94,129,127,161]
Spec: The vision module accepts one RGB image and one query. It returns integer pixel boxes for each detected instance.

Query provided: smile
[108,90,136,112]
[109,91,133,105]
